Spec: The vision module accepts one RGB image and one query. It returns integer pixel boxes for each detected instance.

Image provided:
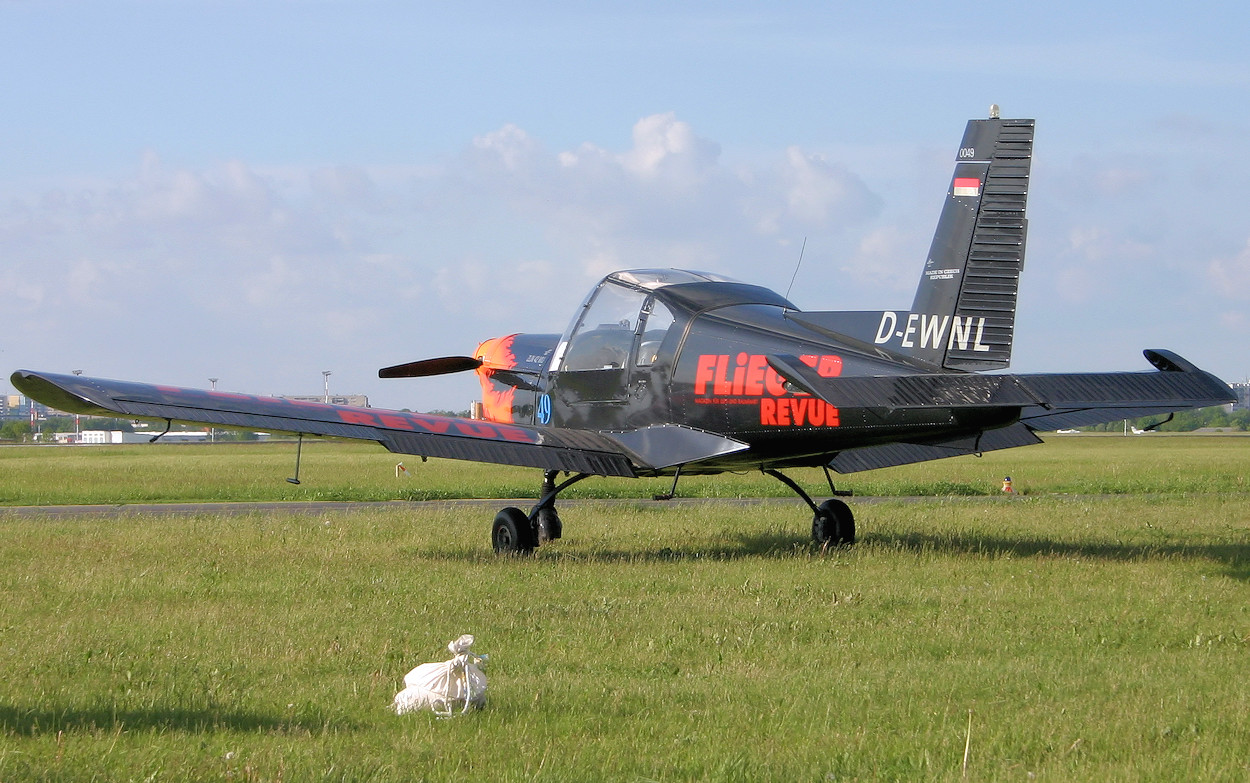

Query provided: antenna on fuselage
[784,237,807,305]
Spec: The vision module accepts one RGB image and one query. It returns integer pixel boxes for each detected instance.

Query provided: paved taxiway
[0,497,853,518]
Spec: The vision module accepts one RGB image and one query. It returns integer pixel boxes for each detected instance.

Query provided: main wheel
[492,507,536,554]
[812,498,856,546]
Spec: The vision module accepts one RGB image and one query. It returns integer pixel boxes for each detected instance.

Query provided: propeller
[379,355,542,391]
[378,356,482,379]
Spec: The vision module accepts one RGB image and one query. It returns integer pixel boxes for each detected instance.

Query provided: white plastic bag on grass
[393,634,488,717]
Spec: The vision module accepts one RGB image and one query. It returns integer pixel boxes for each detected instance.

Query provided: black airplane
[12,110,1234,554]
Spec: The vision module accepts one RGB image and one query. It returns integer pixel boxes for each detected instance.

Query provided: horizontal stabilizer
[768,352,1233,416]
[767,355,1036,408]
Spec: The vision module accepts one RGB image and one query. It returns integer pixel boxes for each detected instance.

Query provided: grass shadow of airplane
[0,704,359,737]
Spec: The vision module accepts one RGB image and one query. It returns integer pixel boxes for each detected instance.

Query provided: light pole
[322,371,332,404]
[209,379,218,442]
[72,370,82,439]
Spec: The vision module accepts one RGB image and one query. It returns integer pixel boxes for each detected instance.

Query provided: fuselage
[473,270,1019,475]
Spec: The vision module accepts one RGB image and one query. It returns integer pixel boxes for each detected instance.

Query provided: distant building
[1,395,50,421]
[55,430,211,444]
[1231,382,1250,411]
[2,395,20,418]
[281,394,370,408]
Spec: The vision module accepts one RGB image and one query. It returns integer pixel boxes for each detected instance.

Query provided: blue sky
[4,2,1249,410]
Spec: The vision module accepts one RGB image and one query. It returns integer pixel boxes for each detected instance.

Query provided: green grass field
[1,436,1248,780]
[1,433,1247,505]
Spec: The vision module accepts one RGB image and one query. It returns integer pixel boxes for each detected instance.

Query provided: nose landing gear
[490,470,588,555]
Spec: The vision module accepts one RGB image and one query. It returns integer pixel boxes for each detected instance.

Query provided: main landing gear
[763,467,856,547]
[490,467,856,555]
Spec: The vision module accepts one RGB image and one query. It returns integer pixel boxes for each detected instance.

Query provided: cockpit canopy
[551,268,796,373]
[605,268,740,289]
[557,276,675,371]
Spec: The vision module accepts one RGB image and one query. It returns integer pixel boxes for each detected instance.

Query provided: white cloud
[1092,166,1152,196]
[621,112,720,180]
[25,111,1246,407]
[242,255,301,306]
[1218,310,1246,330]
[0,267,44,311]
[779,147,880,227]
[0,115,894,406]
[1034,225,1156,305]
[838,226,922,294]
[470,124,545,174]
[1064,225,1152,264]
[457,113,882,294]
[309,165,379,208]
[1209,239,1250,299]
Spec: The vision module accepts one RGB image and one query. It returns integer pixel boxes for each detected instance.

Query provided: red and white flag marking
[952,177,981,197]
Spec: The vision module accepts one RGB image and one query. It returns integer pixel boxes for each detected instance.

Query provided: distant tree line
[36,416,136,434]
[0,420,31,441]
[0,416,261,443]
[1080,405,1250,433]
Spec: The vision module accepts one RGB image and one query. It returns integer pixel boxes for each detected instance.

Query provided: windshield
[561,283,648,371]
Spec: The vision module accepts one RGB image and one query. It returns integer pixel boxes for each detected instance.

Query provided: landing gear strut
[764,467,856,546]
[490,471,589,555]
[536,470,563,543]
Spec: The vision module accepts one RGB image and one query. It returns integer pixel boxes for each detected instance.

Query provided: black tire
[812,498,856,546]
[492,507,536,554]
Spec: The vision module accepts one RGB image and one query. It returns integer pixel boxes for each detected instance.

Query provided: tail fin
[902,110,1034,370]
[788,111,1033,370]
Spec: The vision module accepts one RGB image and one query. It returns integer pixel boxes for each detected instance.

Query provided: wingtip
[9,369,37,394]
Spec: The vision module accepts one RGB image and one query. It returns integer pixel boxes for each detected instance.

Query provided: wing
[10,370,639,477]
[767,349,1234,473]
